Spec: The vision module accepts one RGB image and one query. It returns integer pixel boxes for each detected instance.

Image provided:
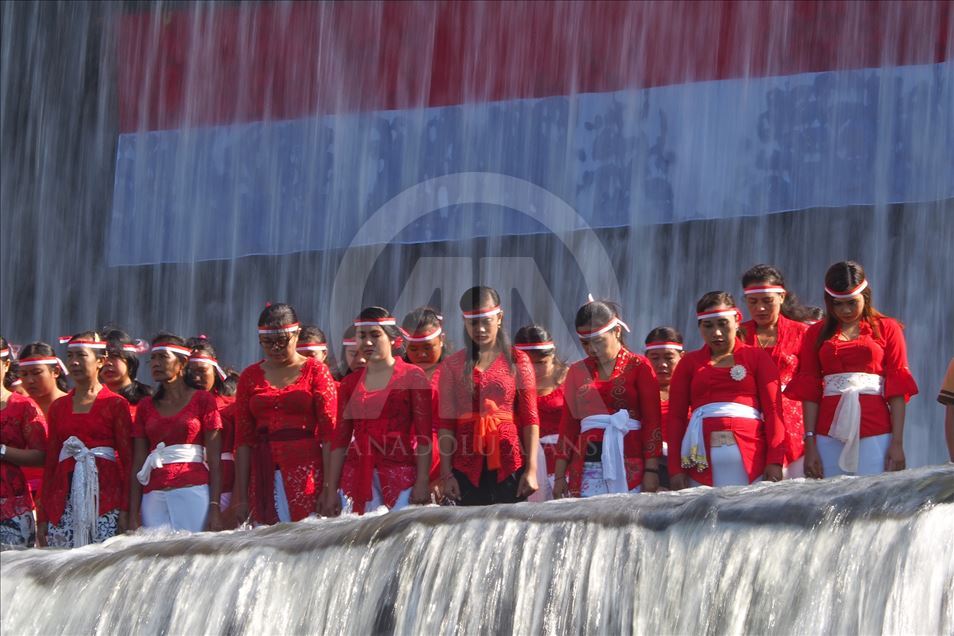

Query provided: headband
[188,353,228,380]
[66,340,107,351]
[644,341,684,352]
[151,344,193,358]
[577,317,630,340]
[514,341,555,351]
[296,344,328,353]
[258,323,300,335]
[405,326,443,343]
[696,308,741,322]
[743,285,786,295]
[18,356,70,375]
[461,305,502,320]
[824,279,867,299]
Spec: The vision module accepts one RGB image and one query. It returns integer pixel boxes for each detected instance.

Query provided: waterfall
[2,465,952,635]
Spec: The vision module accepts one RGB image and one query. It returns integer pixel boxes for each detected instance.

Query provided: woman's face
[259,329,299,364]
[356,326,394,364]
[66,347,105,384]
[298,342,328,363]
[698,306,738,355]
[406,336,443,370]
[18,364,61,398]
[646,349,683,387]
[463,309,502,350]
[527,350,556,381]
[187,361,216,391]
[345,346,366,372]
[744,291,785,328]
[149,349,186,384]
[100,352,130,387]
[579,327,622,364]
[831,295,865,325]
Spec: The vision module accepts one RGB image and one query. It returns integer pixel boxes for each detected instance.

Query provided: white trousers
[690,445,760,487]
[220,491,232,509]
[274,470,292,523]
[579,462,641,497]
[364,470,413,512]
[141,484,209,532]
[783,457,805,479]
[816,433,891,477]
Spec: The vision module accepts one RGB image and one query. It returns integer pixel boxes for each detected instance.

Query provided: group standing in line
[2,259,945,550]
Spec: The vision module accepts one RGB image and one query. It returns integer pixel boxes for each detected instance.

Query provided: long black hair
[459,286,514,381]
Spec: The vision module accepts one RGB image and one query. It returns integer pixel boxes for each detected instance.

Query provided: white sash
[538,434,559,445]
[221,452,235,461]
[580,410,642,493]
[58,436,116,547]
[824,372,884,473]
[680,402,762,472]
[136,443,206,486]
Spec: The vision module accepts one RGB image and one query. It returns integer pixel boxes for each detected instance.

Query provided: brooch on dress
[730,364,747,381]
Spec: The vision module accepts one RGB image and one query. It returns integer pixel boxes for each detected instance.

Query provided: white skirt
[141,484,209,532]
[816,433,891,477]
[690,444,759,487]
[580,462,641,497]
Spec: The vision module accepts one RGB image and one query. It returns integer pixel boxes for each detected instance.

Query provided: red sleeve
[784,322,824,402]
[39,398,65,523]
[234,368,256,448]
[667,353,694,477]
[879,318,919,401]
[21,399,48,452]
[409,367,433,444]
[199,392,223,432]
[131,399,149,438]
[437,357,458,430]
[557,365,582,461]
[754,350,786,465]
[332,374,356,450]
[635,358,663,459]
[513,350,540,429]
[111,397,133,512]
[312,361,338,443]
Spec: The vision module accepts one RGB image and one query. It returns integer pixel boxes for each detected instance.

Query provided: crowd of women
[2,259,951,550]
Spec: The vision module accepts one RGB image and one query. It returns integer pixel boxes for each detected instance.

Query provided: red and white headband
[258,323,300,335]
[577,317,630,340]
[0,347,9,359]
[696,308,742,322]
[151,344,192,358]
[405,326,443,343]
[188,353,228,380]
[462,305,502,320]
[18,356,70,375]
[825,280,867,299]
[342,338,357,348]
[514,341,555,352]
[354,317,397,328]
[743,285,786,295]
[296,344,328,353]
[66,339,107,351]
[645,341,684,352]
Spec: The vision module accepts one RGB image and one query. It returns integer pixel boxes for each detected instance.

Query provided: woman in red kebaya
[438,286,540,505]
[14,341,64,501]
[669,293,785,489]
[514,324,568,501]
[187,337,239,514]
[643,326,685,490]
[1,337,47,548]
[786,261,917,478]
[553,301,662,498]
[101,329,153,418]
[129,334,222,532]
[739,264,812,478]
[401,306,447,496]
[38,332,132,548]
[296,325,330,365]
[322,307,432,515]
[233,304,337,525]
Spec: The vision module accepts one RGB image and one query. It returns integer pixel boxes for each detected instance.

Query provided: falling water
[2,466,952,634]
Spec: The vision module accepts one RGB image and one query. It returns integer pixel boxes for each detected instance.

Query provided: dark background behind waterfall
[1,2,952,465]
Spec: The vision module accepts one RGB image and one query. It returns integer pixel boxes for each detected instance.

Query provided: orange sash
[458,399,513,470]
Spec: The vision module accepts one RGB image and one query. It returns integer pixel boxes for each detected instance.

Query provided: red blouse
[784,318,918,437]
[537,383,565,475]
[437,348,539,486]
[742,315,809,463]
[333,358,431,513]
[668,343,786,486]
[234,357,337,523]
[557,348,663,494]
[132,390,222,493]
[1,393,47,520]
[40,387,133,524]
[216,394,236,493]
